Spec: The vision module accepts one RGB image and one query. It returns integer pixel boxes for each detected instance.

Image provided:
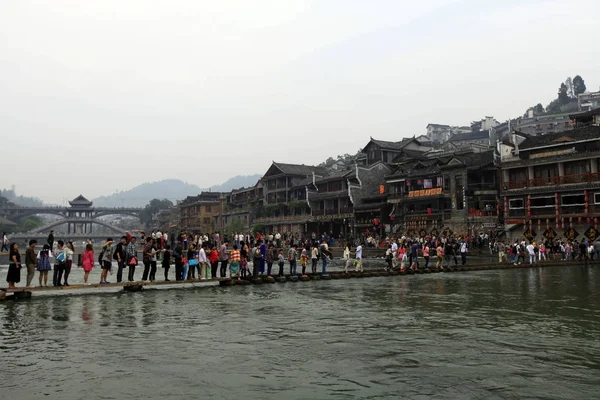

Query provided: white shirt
[275,233,281,240]
[526,244,535,255]
[460,243,467,253]
[391,242,398,252]
[356,245,363,259]
[198,248,207,263]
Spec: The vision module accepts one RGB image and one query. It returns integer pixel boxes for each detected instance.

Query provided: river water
[1,264,599,399]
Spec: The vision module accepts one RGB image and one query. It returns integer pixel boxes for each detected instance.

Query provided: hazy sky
[1,0,598,203]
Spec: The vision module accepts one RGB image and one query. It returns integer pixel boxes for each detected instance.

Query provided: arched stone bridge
[0,195,142,235]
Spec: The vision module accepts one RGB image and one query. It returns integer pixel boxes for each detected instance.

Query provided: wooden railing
[506,172,600,189]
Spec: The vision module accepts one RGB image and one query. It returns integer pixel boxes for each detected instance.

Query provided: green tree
[139,198,173,227]
[573,75,586,96]
[558,82,570,104]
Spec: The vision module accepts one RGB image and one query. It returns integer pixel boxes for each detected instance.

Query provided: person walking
[162,244,172,281]
[288,244,297,276]
[82,243,95,285]
[173,242,184,281]
[47,230,55,250]
[423,242,430,269]
[209,245,219,279]
[230,245,241,280]
[127,237,138,282]
[354,242,364,273]
[252,243,262,279]
[320,239,331,275]
[149,239,159,281]
[36,244,52,287]
[526,242,536,265]
[198,243,208,280]
[219,241,229,278]
[186,243,197,280]
[53,240,66,287]
[141,237,153,281]
[63,241,75,286]
[1,232,9,252]
[6,243,21,289]
[266,244,274,276]
[311,244,320,274]
[114,236,127,283]
[25,239,38,287]
[460,241,468,265]
[435,242,445,270]
[100,238,113,284]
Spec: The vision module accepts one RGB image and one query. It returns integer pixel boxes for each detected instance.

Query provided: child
[278,249,285,277]
[82,243,94,286]
[36,244,52,287]
[300,247,308,275]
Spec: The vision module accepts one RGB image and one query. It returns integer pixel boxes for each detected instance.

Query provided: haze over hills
[92,175,262,208]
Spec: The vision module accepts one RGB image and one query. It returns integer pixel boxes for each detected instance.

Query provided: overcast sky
[1,0,598,203]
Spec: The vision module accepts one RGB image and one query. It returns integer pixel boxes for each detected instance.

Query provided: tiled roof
[518,125,600,150]
[273,162,327,176]
[448,130,489,142]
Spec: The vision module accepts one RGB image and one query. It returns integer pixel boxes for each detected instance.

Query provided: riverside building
[498,108,600,242]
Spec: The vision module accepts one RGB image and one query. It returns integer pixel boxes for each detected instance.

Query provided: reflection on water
[1,265,599,399]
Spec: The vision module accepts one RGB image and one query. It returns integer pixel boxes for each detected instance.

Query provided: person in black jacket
[173,242,183,281]
[114,236,128,283]
[47,231,54,250]
[162,245,171,281]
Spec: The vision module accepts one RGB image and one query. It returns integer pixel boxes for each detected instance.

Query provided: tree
[573,75,586,96]
[565,77,574,98]
[533,103,545,115]
[139,198,173,227]
[558,83,570,105]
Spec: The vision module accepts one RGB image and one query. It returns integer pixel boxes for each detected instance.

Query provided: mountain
[92,175,262,208]
[93,179,203,208]
[1,189,45,207]
[209,174,261,192]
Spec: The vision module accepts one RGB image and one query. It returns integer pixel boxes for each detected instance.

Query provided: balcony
[506,173,600,190]
[340,206,354,214]
[313,210,325,216]
[325,208,338,215]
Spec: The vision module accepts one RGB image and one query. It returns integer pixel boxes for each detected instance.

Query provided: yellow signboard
[408,187,442,198]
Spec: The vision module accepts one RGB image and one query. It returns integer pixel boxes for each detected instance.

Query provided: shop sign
[408,187,443,198]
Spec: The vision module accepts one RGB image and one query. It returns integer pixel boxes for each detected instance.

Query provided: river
[1,264,599,399]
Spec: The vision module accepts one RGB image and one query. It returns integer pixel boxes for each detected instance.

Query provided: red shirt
[209,250,219,263]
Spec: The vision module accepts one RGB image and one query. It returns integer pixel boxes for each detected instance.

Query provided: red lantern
[587,217,591,224]
[527,212,531,217]
[595,218,598,225]
[578,217,582,224]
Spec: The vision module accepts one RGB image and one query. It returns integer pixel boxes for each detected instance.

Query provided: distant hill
[1,189,45,207]
[209,174,261,192]
[92,175,262,208]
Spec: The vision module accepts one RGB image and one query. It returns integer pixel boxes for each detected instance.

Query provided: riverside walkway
[1,259,593,301]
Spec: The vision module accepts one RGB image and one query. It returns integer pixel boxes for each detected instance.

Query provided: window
[595,193,600,204]
[443,176,450,191]
[205,206,212,213]
[509,169,527,182]
[509,199,524,209]
[530,197,555,208]
[564,161,589,176]
[562,193,585,206]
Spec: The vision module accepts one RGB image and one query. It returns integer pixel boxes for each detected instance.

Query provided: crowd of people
[4,228,598,290]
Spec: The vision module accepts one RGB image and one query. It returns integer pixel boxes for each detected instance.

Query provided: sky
[1,0,599,203]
